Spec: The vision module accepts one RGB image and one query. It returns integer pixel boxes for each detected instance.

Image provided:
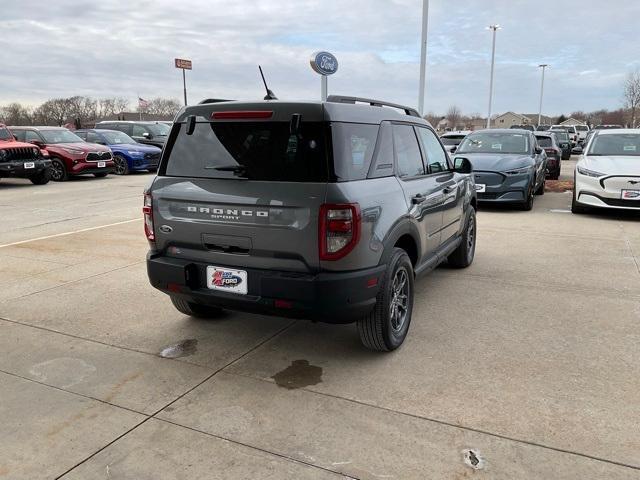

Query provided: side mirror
[449,145,457,153]
[453,157,473,174]
[142,132,151,138]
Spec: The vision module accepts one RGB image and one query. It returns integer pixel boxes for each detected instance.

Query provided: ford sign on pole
[310,51,338,101]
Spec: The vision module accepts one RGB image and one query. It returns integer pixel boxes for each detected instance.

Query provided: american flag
[138,97,149,109]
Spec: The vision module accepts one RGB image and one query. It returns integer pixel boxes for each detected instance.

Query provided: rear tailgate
[152,178,326,272]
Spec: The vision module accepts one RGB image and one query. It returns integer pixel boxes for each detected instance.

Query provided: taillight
[211,110,273,120]
[319,203,361,261]
[143,193,155,244]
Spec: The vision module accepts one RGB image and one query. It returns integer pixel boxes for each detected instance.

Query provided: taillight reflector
[143,193,155,244]
[211,110,273,120]
[319,203,361,261]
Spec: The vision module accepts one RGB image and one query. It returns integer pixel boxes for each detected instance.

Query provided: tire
[357,248,414,351]
[93,172,108,178]
[448,207,476,268]
[170,296,224,318]
[113,154,129,175]
[519,183,535,211]
[50,158,68,181]
[29,168,51,185]
[535,177,545,195]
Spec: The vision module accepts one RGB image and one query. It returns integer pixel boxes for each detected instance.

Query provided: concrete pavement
[0,164,638,479]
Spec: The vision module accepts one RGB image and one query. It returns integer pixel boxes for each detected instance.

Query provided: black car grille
[86,151,112,161]
[144,152,160,162]
[478,192,501,200]
[1,147,38,162]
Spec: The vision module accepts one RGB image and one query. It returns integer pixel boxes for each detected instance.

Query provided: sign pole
[182,68,187,106]
[321,76,328,101]
[310,51,338,102]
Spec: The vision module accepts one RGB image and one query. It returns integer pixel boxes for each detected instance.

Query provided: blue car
[75,129,162,175]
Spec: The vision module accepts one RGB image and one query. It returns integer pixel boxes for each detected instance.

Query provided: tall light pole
[486,24,500,129]
[537,64,549,126]
[418,0,430,116]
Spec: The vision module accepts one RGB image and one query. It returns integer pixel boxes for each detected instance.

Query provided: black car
[454,129,547,210]
[536,125,551,131]
[95,121,170,149]
[535,132,562,179]
[549,129,572,159]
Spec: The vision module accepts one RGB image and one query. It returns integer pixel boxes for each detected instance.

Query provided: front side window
[393,124,424,177]
[416,127,449,173]
[132,125,148,137]
[147,123,170,136]
[25,130,41,142]
[164,121,328,182]
[86,131,101,143]
[588,134,640,157]
[457,132,530,154]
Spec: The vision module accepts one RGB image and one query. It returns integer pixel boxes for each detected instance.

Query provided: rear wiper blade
[207,164,248,177]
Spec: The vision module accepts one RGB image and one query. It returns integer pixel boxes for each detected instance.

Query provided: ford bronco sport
[0,124,52,184]
[145,96,477,351]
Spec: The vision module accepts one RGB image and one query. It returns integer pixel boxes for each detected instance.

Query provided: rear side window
[536,136,552,147]
[331,123,378,181]
[164,121,329,182]
[393,124,424,177]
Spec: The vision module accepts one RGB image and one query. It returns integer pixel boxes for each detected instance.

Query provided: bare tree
[138,98,181,116]
[623,69,640,127]
[0,103,33,125]
[96,97,129,118]
[423,111,441,127]
[446,105,462,130]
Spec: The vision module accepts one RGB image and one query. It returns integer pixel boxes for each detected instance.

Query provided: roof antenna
[259,65,278,100]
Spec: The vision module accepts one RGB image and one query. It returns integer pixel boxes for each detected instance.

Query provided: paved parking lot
[1,162,639,479]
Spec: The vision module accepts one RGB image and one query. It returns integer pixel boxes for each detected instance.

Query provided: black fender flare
[378,218,422,267]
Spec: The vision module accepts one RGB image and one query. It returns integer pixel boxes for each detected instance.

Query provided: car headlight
[0,150,7,160]
[32,147,39,156]
[127,150,144,156]
[576,166,604,177]
[504,166,531,175]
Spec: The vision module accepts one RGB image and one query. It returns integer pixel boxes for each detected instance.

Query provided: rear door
[152,114,329,274]
[393,124,443,261]
[416,126,464,243]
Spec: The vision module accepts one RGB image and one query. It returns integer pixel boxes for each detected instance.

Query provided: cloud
[0,0,636,115]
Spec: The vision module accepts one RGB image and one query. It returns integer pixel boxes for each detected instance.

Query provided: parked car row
[0,121,168,185]
[443,125,639,214]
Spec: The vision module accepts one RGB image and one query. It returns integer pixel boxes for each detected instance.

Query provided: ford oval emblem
[310,51,338,76]
[159,225,173,234]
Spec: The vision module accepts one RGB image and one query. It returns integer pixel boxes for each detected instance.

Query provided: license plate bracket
[206,266,248,295]
[621,189,640,201]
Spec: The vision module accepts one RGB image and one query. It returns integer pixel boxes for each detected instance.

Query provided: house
[559,117,587,126]
[492,112,531,128]
[523,113,553,125]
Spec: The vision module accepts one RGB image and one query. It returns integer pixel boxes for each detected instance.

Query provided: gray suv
[145,96,477,351]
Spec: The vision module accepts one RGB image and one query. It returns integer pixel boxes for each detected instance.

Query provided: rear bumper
[0,158,51,178]
[147,254,385,323]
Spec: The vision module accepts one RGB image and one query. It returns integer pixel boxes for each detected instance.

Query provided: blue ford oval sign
[310,51,338,76]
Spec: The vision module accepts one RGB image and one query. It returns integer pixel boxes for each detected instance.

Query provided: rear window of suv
[164,121,329,182]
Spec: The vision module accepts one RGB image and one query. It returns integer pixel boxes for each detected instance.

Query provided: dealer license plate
[24,162,35,169]
[621,190,640,200]
[97,161,106,168]
[475,184,486,193]
[206,266,248,295]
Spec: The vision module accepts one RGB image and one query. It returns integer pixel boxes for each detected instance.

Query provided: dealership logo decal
[212,270,243,288]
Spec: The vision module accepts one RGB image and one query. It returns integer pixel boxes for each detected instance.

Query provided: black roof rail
[198,98,234,104]
[326,95,421,118]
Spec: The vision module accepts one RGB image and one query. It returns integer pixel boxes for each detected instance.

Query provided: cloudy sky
[1,0,638,116]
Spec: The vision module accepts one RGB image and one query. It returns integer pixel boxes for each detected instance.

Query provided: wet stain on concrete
[158,339,198,359]
[271,359,323,390]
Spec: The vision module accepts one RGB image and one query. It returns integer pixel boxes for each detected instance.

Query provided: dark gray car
[144,96,478,351]
[95,121,169,149]
[454,129,547,210]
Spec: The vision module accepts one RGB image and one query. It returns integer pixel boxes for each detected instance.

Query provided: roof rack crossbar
[326,95,421,118]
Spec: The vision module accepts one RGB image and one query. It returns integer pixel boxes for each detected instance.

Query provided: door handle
[443,184,457,194]
[412,194,426,204]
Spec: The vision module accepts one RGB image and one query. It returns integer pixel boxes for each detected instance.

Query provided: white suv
[551,125,578,146]
[575,125,590,145]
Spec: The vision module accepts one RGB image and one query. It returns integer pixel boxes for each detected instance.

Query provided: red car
[0,123,52,184]
[10,126,114,181]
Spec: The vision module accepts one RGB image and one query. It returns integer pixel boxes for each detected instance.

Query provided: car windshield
[536,136,553,147]
[0,127,12,140]
[39,129,83,144]
[147,123,170,136]
[576,125,589,131]
[551,131,569,142]
[101,131,136,144]
[588,133,640,156]
[457,132,530,154]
